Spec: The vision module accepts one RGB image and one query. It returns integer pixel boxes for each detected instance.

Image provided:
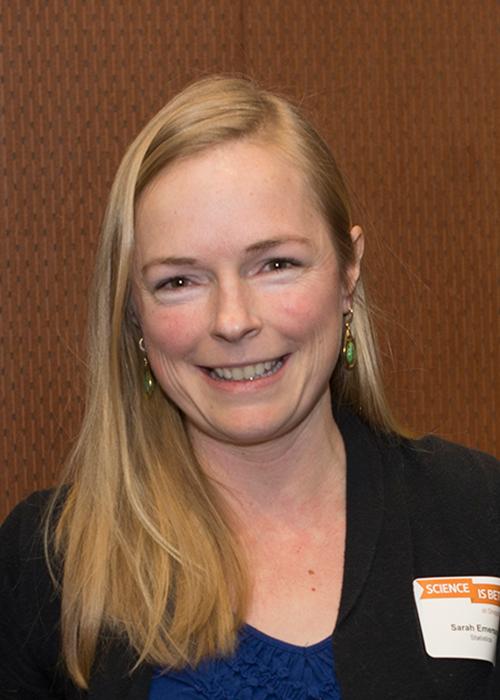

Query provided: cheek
[142,307,201,360]
[277,280,342,339]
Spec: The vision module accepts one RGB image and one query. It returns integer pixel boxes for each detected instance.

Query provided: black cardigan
[1,412,500,699]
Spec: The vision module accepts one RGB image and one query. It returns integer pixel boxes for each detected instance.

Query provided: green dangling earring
[342,308,357,370]
[139,337,155,396]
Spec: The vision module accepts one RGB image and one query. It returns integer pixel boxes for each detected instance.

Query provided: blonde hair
[47,75,398,688]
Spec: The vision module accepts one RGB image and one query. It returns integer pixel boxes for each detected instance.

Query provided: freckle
[308,569,314,575]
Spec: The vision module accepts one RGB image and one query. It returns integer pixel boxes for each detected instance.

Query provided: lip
[199,354,290,392]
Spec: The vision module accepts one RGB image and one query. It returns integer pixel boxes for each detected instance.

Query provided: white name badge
[413,576,500,664]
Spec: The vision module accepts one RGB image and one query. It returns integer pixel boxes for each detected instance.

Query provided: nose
[210,279,262,343]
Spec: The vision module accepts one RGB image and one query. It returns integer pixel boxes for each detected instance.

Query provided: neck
[188,396,346,529]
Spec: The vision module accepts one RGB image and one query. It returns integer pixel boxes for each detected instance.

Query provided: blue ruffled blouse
[149,624,341,699]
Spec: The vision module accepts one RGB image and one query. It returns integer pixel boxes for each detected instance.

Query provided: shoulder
[1,488,54,568]
[394,433,500,496]
[0,490,65,695]
[1,488,55,542]
[0,489,60,583]
[378,432,500,557]
[0,488,61,585]
[0,486,65,590]
[354,428,500,579]
[341,408,499,495]
[340,408,500,513]
[374,427,500,508]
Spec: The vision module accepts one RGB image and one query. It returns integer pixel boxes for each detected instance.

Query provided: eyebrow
[245,236,312,253]
[141,236,312,274]
[144,256,196,269]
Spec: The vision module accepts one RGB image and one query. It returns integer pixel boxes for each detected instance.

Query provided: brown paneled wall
[1,1,498,519]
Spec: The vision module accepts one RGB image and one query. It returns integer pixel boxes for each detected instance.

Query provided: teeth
[243,365,254,379]
[209,358,283,381]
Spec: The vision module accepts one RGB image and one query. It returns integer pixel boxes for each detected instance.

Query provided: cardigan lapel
[336,410,386,626]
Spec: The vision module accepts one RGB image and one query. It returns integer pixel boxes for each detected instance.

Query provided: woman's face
[132,140,361,446]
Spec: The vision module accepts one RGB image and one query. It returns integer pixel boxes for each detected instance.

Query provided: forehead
[134,140,331,257]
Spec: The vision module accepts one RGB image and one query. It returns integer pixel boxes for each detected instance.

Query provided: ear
[343,225,364,309]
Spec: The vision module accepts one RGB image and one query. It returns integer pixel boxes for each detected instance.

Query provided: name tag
[413,576,500,664]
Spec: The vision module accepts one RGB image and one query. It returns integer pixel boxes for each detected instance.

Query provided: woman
[1,76,499,699]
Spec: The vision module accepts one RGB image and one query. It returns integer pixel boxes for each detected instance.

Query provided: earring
[342,308,357,370]
[139,337,155,396]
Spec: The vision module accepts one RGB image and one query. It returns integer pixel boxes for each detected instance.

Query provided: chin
[201,410,296,446]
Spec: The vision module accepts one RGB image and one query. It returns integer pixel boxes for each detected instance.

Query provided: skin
[132,139,364,643]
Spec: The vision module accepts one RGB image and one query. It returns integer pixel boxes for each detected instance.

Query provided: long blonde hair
[47,75,397,688]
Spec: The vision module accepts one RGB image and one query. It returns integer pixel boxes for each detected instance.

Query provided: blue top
[149,624,341,699]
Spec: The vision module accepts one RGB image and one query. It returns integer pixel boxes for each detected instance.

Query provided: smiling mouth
[204,356,286,382]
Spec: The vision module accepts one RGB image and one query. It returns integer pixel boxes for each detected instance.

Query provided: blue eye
[156,276,191,291]
[263,258,299,272]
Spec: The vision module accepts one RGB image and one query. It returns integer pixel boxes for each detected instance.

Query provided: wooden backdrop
[1,0,499,519]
